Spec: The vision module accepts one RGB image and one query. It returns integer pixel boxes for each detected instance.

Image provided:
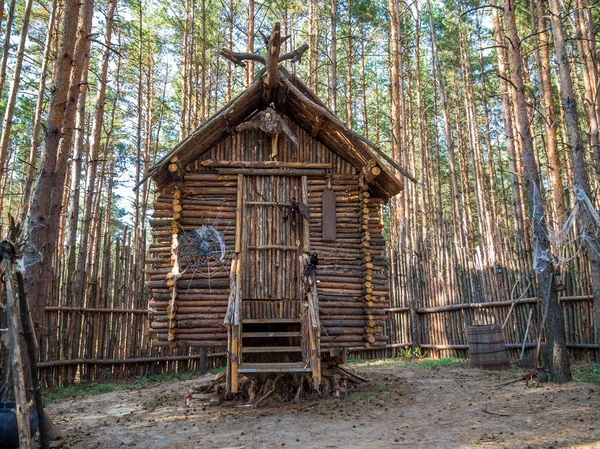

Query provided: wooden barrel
[466,324,509,370]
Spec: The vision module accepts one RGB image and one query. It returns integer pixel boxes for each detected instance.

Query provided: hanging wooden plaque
[322,186,336,241]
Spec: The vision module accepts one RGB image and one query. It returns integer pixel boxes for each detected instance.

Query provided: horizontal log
[559,295,593,302]
[156,333,227,341]
[320,301,388,308]
[183,173,238,181]
[152,340,227,348]
[323,319,385,327]
[176,294,231,301]
[176,313,224,320]
[322,327,368,335]
[176,307,228,314]
[177,319,227,328]
[218,168,327,176]
[37,353,226,369]
[180,181,238,189]
[416,298,540,313]
[147,278,230,289]
[45,306,147,314]
[317,282,363,290]
[386,307,410,313]
[320,308,386,316]
[200,160,332,169]
[180,210,237,219]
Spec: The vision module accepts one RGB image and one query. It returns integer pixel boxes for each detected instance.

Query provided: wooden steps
[237,362,310,373]
[242,331,301,338]
[242,346,302,353]
[242,318,300,324]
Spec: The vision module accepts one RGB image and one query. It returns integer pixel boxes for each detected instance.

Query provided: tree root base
[189,360,369,407]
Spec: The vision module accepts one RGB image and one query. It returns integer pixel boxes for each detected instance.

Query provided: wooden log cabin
[145,26,404,393]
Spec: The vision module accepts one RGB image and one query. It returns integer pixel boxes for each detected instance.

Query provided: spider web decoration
[177,225,233,275]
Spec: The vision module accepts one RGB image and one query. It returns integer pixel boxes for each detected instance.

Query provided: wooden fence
[39,305,226,387]
[377,220,599,361]
[31,218,597,387]
[381,294,596,360]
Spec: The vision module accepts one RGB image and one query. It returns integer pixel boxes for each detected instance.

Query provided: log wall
[148,117,392,351]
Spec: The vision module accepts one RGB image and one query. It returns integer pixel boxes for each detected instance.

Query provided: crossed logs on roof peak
[219,22,308,92]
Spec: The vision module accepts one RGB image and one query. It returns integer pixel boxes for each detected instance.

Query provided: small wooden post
[301,176,311,252]
[1,248,32,448]
[230,175,245,394]
[168,186,182,349]
[359,180,376,347]
[264,22,282,99]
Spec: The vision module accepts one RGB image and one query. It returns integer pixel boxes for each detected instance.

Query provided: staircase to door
[235,175,311,377]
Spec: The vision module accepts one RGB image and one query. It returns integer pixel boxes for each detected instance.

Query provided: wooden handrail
[300,253,322,388]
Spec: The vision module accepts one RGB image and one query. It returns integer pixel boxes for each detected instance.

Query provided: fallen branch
[254,374,283,407]
[337,365,369,383]
[493,371,535,388]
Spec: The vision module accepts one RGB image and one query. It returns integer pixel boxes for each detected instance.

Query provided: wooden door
[241,175,302,320]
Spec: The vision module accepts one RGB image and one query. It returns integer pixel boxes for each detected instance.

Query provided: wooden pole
[1,246,32,448]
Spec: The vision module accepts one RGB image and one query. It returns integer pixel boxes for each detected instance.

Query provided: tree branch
[219,48,266,68]
[279,43,309,64]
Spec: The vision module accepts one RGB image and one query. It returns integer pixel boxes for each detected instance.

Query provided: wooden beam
[302,176,311,252]
[201,160,331,169]
[217,168,327,176]
[168,155,184,183]
[264,22,282,99]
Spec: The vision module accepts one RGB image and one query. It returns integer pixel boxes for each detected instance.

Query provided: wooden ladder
[237,317,310,374]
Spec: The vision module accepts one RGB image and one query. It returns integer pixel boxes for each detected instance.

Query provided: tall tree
[502,0,571,382]
[0,0,15,101]
[22,0,92,336]
[246,0,255,87]
[21,0,59,214]
[548,0,600,358]
[330,0,338,113]
[532,0,565,229]
[0,0,34,212]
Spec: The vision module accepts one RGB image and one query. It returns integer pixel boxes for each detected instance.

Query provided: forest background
[0,0,599,384]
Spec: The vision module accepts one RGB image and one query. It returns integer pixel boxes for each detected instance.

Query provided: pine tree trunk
[573,0,600,173]
[226,0,233,101]
[20,0,58,216]
[548,0,600,360]
[0,0,34,222]
[181,0,189,139]
[23,0,91,338]
[427,0,463,251]
[491,1,527,254]
[533,0,566,229]
[0,0,15,100]
[503,0,571,382]
[345,0,352,128]
[330,0,337,113]
[360,35,368,139]
[201,0,206,120]
[246,0,254,87]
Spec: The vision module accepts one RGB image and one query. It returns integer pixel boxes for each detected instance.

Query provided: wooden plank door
[242,175,302,320]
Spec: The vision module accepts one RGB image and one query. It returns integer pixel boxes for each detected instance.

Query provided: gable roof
[148,68,404,199]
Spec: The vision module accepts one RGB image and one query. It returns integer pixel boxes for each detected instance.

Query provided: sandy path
[47,361,600,449]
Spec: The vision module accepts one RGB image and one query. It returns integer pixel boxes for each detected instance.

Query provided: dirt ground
[47,360,600,449]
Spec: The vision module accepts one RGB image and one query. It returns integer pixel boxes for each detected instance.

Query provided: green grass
[573,363,600,385]
[44,370,204,404]
[347,350,466,369]
[418,357,466,368]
